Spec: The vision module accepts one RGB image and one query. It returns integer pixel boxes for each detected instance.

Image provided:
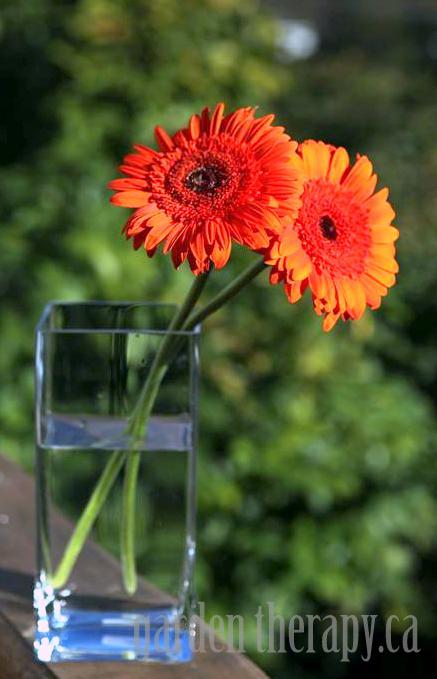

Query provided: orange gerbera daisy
[265,140,399,331]
[109,103,302,274]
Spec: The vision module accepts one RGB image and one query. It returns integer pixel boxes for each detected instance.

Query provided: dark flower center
[319,215,337,241]
[185,165,226,194]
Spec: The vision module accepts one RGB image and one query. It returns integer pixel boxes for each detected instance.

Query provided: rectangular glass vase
[34,302,200,662]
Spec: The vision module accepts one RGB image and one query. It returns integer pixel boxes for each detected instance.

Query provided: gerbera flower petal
[154,125,174,152]
[264,139,398,330]
[308,270,327,298]
[361,276,383,309]
[278,222,301,257]
[362,272,388,296]
[209,102,225,136]
[110,103,302,273]
[189,114,201,140]
[369,203,396,226]
[163,222,188,254]
[371,226,400,243]
[327,147,349,182]
[290,252,313,281]
[365,265,396,288]
[371,256,399,273]
[334,278,348,314]
[110,190,150,208]
[342,155,374,199]
[119,164,148,179]
[301,140,332,179]
[323,312,341,332]
[370,243,396,258]
[245,115,275,146]
[285,280,308,303]
[132,144,158,161]
[144,217,174,251]
[108,178,146,191]
[211,231,232,270]
[344,278,367,319]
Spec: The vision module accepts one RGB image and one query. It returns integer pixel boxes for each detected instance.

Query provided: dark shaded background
[1,0,436,676]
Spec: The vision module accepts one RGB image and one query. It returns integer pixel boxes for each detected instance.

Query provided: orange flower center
[150,137,259,225]
[297,179,371,278]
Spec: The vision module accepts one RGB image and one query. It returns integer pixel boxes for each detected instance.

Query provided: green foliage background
[1,0,436,675]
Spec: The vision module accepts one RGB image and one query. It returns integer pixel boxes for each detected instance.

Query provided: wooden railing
[0,454,269,678]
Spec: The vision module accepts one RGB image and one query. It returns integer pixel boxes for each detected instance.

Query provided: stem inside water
[121,450,141,594]
[50,450,125,589]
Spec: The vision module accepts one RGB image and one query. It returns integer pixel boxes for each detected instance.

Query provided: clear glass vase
[34,302,200,662]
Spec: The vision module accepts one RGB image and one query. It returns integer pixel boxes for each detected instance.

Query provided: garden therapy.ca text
[133,602,419,662]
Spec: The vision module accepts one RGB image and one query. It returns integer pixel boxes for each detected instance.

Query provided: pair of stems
[120,270,210,593]
[50,258,266,592]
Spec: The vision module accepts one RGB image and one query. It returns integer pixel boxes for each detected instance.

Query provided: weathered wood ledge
[0,454,269,678]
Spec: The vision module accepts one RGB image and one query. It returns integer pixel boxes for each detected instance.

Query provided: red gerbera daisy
[265,140,399,331]
[109,103,302,274]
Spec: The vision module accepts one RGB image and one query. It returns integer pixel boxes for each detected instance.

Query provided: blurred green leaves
[1,0,437,675]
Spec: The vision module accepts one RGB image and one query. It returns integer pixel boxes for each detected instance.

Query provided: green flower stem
[50,450,125,589]
[121,450,141,595]
[183,258,266,330]
[128,270,211,440]
[121,271,210,594]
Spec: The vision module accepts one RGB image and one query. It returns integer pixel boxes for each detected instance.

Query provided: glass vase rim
[36,300,201,336]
